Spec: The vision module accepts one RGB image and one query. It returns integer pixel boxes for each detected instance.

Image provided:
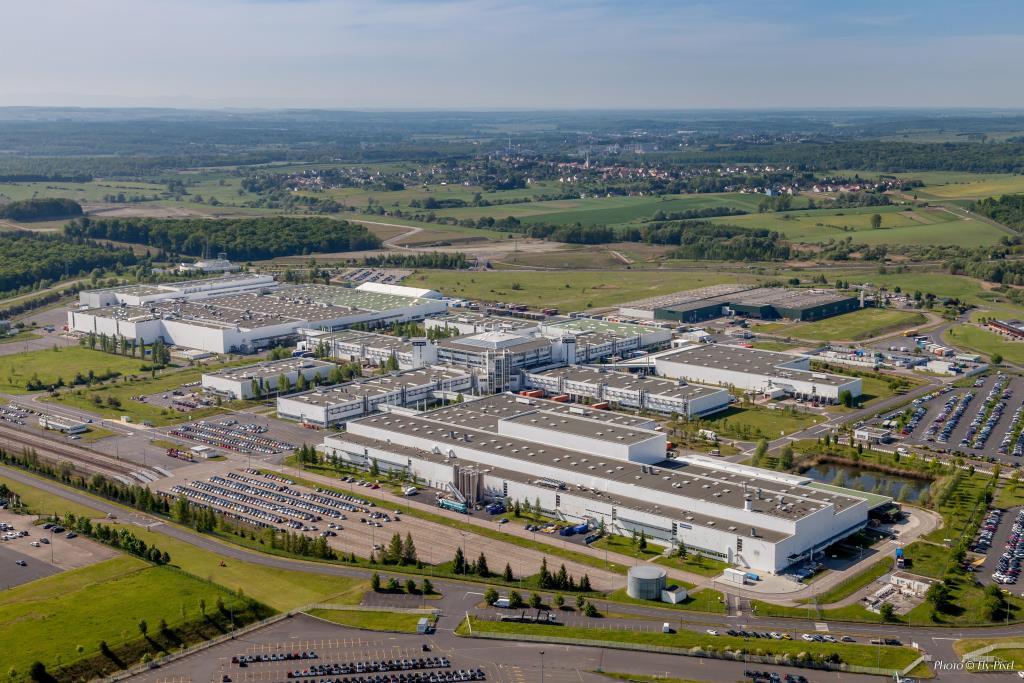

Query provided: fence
[463,628,923,678]
[959,641,1024,662]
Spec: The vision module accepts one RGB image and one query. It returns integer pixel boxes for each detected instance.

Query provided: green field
[305,608,427,633]
[0,346,149,394]
[699,405,823,440]
[457,616,920,671]
[591,534,665,561]
[781,308,927,342]
[711,204,1002,247]
[0,470,106,519]
[944,324,1024,365]
[798,558,893,605]
[128,526,367,610]
[0,556,258,680]
[655,552,731,578]
[407,269,755,311]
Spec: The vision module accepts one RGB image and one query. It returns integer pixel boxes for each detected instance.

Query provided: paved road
[0,543,61,588]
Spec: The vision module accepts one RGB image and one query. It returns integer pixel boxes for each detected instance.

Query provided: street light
[539,650,545,683]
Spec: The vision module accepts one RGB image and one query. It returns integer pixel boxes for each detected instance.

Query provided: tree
[28,662,49,683]
[484,587,499,605]
[752,438,768,466]
[870,213,882,229]
[992,352,1003,365]
[838,389,854,408]
[405,578,417,594]
[638,530,647,551]
[421,578,433,595]
[276,373,290,395]
[583,601,599,617]
[384,532,403,565]
[676,540,687,559]
[138,619,148,638]
[401,532,418,565]
[371,572,381,592]
[926,582,950,612]
[453,546,467,575]
[575,594,585,610]
[199,598,206,616]
[503,562,514,582]
[509,591,524,608]
[476,552,490,577]
[553,594,565,610]
[879,602,896,622]
[778,444,794,471]
[529,592,543,609]
[579,574,592,592]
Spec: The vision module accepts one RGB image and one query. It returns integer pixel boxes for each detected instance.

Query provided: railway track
[0,422,139,480]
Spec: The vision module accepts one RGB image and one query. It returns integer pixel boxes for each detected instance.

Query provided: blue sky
[2,0,1022,109]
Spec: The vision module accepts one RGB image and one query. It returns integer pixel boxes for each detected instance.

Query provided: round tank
[627,564,667,600]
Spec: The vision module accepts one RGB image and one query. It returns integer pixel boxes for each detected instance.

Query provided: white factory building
[277,366,474,426]
[524,366,732,418]
[201,357,336,400]
[653,344,861,404]
[425,311,541,337]
[354,282,443,300]
[78,274,276,308]
[68,283,448,355]
[298,329,438,370]
[322,393,881,574]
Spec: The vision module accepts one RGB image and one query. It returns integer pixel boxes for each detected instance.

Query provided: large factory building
[620,284,859,323]
[322,393,882,574]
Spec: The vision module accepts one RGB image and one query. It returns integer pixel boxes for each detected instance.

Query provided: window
[671,522,678,537]
[502,481,508,496]
[555,494,561,508]
[736,537,743,552]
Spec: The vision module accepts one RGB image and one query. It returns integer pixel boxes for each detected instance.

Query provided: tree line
[0,197,83,221]
[64,216,381,260]
[972,194,1024,231]
[0,231,137,294]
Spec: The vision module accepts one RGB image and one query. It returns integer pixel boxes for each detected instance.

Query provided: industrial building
[524,366,732,418]
[68,283,448,354]
[619,284,860,323]
[425,311,541,336]
[435,332,559,392]
[276,366,474,426]
[201,357,336,400]
[78,274,276,308]
[321,393,883,574]
[654,344,861,403]
[354,281,443,300]
[538,318,672,359]
[298,329,437,370]
[38,415,88,434]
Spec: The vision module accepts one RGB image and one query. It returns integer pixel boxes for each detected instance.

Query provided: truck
[895,547,905,569]
[698,429,718,442]
[485,502,506,515]
[494,597,511,608]
[438,498,468,514]
[558,525,577,537]
[744,572,760,582]
[571,522,590,534]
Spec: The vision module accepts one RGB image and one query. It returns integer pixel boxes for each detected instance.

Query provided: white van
[494,597,511,608]
[662,623,672,633]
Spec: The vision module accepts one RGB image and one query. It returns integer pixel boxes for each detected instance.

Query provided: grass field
[591,534,665,561]
[944,325,1024,365]
[305,608,427,633]
[0,346,148,394]
[781,308,927,342]
[798,558,893,605]
[0,556,256,680]
[0,469,107,519]
[456,616,920,671]
[127,526,367,611]
[407,269,755,311]
[655,553,731,578]
[711,204,1001,247]
[699,405,823,440]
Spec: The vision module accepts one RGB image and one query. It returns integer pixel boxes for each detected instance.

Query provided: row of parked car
[284,657,452,677]
[232,651,318,664]
[1000,403,1024,457]
[744,671,808,683]
[967,375,1010,449]
[926,391,973,444]
[993,508,1024,585]
[974,508,1004,554]
[168,419,293,455]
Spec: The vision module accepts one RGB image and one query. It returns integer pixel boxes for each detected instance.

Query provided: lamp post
[539,650,545,683]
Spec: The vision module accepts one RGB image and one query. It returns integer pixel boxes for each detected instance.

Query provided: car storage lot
[0,508,118,580]
[0,544,61,588]
[899,373,1024,464]
[157,463,620,589]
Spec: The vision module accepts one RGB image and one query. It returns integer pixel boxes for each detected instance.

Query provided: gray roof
[531,366,727,401]
[657,344,855,387]
[204,357,335,382]
[282,367,470,407]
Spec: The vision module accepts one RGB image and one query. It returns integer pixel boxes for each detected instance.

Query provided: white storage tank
[627,565,667,600]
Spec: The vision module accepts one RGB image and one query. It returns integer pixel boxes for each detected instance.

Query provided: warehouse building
[524,366,732,418]
[619,285,859,323]
[202,357,336,400]
[354,281,443,300]
[436,332,559,392]
[322,393,881,574]
[654,344,861,403]
[79,274,276,308]
[425,311,541,336]
[298,329,438,370]
[68,283,447,354]
[277,366,474,426]
[539,318,672,359]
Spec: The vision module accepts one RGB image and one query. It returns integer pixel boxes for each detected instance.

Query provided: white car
[801,634,815,642]
[705,629,718,636]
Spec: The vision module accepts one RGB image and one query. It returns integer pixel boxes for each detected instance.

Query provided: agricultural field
[712,204,1003,247]
[778,308,928,342]
[943,324,1024,365]
[0,346,149,394]
[429,192,769,226]
[0,555,258,681]
[407,269,755,311]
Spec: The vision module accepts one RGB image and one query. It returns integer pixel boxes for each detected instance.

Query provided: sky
[2,0,1023,109]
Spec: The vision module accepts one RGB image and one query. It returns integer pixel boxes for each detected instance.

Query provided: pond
[802,463,932,503]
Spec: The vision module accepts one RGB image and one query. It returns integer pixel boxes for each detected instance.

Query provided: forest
[973,194,1024,231]
[0,232,137,293]
[0,197,83,221]
[64,216,381,260]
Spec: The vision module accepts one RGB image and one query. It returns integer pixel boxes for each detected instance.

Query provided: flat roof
[281,367,470,407]
[204,357,335,382]
[334,429,789,541]
[311,329,417,353]
[543,317,657,337]
[529,366,728,401]
[426,393,658,430]
[657,344,855,387]
[346,394,869,523]
[438,332,553,354]
[427,311,539,332]
[620,284,757,313]
[499,409,662,446]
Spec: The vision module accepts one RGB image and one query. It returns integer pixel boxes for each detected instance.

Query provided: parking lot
[158,465,617,587]
[0,509,117,587]
[884,373,1024,465]
[124,612,887,683]
[975,506,1024,587]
